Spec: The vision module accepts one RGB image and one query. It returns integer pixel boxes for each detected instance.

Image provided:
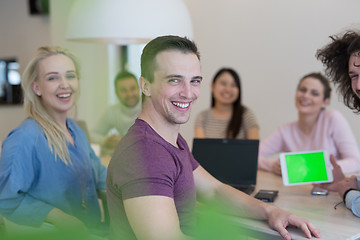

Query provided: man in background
[91,71,141,155]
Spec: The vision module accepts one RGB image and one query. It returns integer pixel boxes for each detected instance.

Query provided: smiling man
[91,71,141,155]
[106,35,320,240]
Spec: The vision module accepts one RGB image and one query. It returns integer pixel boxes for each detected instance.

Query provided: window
[0,58,22,105]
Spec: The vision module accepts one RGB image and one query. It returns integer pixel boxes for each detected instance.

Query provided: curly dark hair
[316,31,360,113]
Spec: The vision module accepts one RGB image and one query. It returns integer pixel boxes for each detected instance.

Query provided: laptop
[192,138,259,194]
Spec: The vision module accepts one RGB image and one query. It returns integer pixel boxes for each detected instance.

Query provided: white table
[234,170,360,240]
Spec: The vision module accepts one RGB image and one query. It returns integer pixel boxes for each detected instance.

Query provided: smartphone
[311,186,328,195]
[254,190,278,202]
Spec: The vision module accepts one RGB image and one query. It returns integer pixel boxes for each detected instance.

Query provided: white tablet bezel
[280,150,333,186]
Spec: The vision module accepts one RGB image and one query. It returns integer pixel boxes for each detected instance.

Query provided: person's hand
[329,154,345,182]
[266,206,321,240]
[334,176,358,198]
[104,134,122,149]
[314,155,347,192]
[271,159,282,176]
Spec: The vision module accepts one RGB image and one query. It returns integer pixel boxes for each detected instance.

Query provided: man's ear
[140,76,151,97]
[31,82,41,96]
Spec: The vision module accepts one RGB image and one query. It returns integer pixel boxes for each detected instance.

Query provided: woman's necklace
[73,157,89,213]
[67,125,88,212]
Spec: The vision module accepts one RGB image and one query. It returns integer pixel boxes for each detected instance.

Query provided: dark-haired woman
[194,68,259,139]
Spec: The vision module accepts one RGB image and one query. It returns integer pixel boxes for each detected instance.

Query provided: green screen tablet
[280,150,333,186]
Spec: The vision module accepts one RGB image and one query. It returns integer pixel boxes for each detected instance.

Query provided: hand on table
[266,206,321,240]
[313,155,343,191]
[336,176,358,198]
[314,155,359,200]
[316,175,357,196]
[271,159,282,176]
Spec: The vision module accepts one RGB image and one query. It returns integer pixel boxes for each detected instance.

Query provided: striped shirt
[194,107,258,139]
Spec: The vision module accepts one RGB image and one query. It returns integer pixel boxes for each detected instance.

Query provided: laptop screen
[192,138,259,186]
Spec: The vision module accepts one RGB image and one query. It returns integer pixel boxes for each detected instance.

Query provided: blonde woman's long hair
[22,46,81,165]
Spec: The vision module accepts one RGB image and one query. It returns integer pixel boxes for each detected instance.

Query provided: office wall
[181,0,360,148]
[49,0,111,133]
[0,0,119,142]
[2,1,360,151]
[45,0,360,150]
[0,0,50,141]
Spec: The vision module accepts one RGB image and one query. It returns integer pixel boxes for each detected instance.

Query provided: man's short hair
[316,30,360,112]
[140,35,200,83]
[114,71,138,91]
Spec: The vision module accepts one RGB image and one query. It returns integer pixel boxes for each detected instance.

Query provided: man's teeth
[58,93,71,98]
[172,102,189,108]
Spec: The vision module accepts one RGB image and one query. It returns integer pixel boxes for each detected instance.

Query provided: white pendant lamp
[66,0,193,45]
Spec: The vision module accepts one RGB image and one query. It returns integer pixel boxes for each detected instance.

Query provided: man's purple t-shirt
[107,119,199,239]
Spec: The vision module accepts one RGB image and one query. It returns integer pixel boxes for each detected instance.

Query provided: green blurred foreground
[1,202,264,240]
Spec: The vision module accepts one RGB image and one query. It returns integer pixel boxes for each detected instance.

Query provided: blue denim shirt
[0,118,107,227]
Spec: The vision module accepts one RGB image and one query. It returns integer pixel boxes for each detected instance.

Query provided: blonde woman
[0,47,107,235]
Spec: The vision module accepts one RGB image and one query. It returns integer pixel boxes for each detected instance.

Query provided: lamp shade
[66,0,193,45]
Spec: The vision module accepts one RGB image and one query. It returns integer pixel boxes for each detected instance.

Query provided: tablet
[280,150,333,186]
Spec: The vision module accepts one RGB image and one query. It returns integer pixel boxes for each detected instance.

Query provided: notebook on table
[192,138,259,194]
